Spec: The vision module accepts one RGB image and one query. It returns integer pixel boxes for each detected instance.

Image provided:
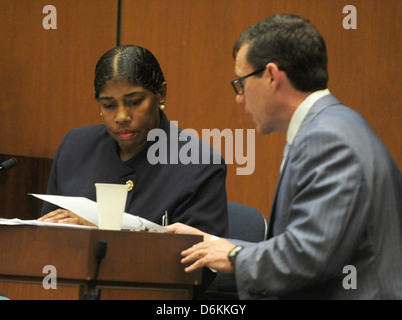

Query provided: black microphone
[84,240,108,300]
[0,158,17,171]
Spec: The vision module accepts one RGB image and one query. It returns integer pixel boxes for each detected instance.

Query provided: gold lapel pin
[126,180,134,192]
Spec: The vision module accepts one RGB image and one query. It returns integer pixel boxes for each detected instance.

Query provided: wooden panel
[120,0,402,219]
[0,281,190,300]
[0,0,117,159]
[1,1,400,221]
[0,226,95,280]
[0,280,81,300]
[0,225,202,283]
[0,154,52,219]
[100,286,190,300]
[0,225,202,300]
[94,230,202,285]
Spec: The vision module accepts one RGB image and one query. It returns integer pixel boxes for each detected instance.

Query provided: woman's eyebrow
[123,91,145,98]
[97,91,145,100]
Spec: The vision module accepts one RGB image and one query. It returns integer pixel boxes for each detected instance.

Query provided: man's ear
[266,62,283,90]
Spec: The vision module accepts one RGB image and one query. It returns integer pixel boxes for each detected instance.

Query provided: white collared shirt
[286,89,331,145]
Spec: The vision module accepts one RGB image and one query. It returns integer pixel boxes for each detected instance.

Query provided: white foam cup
[95,183,128,230]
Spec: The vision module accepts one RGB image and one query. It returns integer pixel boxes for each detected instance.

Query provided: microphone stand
[84,240,107,300]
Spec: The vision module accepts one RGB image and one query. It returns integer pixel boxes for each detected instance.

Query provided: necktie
[280,143,290,172]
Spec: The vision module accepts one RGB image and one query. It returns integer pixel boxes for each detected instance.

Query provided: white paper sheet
[0,217,95,229]
[29,193,167,232]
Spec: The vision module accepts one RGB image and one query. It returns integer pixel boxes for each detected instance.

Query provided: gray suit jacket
[233,94,402,299]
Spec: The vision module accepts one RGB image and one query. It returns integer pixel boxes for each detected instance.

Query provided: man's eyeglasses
[231,68,265,95]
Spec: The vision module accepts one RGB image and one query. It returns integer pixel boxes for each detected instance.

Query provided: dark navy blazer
[42,111,228,237]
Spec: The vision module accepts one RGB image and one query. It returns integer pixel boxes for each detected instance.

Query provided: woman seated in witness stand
[39,45,228,238]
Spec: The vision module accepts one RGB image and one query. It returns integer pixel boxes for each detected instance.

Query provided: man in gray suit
[169,14,402,299]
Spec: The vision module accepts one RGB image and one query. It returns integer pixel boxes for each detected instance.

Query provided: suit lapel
[266,155,289,238]
[266,94,342,238]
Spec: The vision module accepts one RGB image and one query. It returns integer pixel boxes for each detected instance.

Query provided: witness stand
[0,225,202,300]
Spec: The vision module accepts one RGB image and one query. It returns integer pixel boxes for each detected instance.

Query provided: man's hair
[233,14,328,92]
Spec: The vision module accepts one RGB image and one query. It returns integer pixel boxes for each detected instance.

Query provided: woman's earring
[100,112,103,117]
[159,104,165,110]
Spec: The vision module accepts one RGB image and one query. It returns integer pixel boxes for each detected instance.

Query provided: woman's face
[97,79,166,161]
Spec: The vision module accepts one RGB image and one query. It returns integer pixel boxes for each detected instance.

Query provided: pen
[162,210,169,227]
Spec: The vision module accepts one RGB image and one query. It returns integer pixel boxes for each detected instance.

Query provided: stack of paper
[0,194,167,233]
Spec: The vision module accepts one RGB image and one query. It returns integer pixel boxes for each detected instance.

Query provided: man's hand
[181,238,236,274]
[167,222,212,241]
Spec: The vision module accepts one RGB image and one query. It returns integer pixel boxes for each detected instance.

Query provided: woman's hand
[38,209,95,226]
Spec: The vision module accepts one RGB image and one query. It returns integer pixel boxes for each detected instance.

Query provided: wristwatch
[228,246,243,268]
